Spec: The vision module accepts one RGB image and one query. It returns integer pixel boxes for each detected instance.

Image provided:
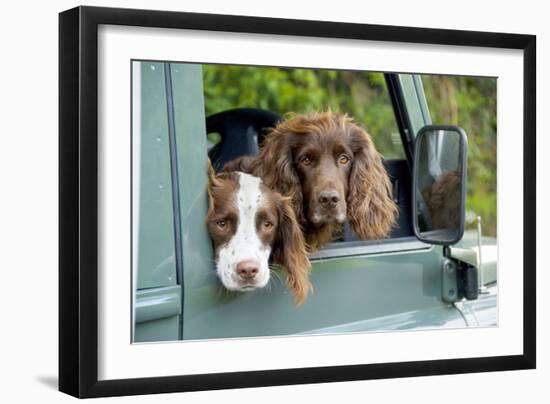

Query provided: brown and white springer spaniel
[224,111,398,251]
[206,163,311,305]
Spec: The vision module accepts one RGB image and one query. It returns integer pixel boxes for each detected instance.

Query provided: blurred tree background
[422,76,497,236]
[203,66,404,158]
[202,65,497,237]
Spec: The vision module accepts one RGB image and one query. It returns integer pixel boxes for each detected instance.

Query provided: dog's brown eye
[339,154,350,165]
[263,221,274,230]
[300,156,312,166]
[215,219,227,229]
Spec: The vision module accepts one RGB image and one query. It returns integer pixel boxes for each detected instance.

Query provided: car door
[182,69,469,339]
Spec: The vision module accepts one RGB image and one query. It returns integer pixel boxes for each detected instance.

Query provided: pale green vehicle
[132,61,497,342]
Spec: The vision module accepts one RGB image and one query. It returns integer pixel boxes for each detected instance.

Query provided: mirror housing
[412,125,468,246]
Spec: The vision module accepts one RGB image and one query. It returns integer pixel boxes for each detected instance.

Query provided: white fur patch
[216,172,271,291]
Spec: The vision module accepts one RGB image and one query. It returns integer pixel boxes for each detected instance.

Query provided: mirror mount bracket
[441,246,479,302]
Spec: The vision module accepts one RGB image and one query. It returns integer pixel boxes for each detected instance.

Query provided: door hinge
[441,246,479,303]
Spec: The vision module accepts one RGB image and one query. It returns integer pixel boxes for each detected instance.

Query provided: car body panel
[299,304,467,334]
[182,243,454,340]
[455,283,497,327]
[134,286,181,342]
[134,61,211,341]
[458,232,497,285]
[134,62,178,290]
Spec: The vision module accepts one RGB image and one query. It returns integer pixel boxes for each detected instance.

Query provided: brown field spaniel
[422,169,461,230]
[224,111,398,251]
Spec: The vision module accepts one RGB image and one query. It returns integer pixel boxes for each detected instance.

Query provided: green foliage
[422,76,497,236]
[203,65,497,237]
[203,65,404,158]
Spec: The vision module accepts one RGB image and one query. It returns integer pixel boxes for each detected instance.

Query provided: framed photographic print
[59,5,536,398]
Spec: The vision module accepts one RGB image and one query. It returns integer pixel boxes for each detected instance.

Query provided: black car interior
[207,108,282,172]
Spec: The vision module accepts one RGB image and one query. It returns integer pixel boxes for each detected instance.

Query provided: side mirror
[412,126,468,246]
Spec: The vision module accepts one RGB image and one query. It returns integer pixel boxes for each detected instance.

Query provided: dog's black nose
[318,190,340,208]
[236,260,259,280]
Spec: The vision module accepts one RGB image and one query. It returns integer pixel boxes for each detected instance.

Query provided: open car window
[201,64,416,246]
[203,65,405,160]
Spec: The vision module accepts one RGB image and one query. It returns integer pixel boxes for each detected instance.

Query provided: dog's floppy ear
[255,124,305,226]
[206,159,222,215]
[207,158,217,184]
[272,196,311,306]
[347,127,398,239]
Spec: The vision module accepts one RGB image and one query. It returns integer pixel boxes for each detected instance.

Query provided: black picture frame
[59,5,536,398]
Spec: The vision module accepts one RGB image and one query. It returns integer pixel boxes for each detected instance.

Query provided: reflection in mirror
[414,128,467,245]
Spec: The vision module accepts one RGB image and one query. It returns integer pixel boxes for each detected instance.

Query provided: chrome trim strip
[310,237,431,260]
